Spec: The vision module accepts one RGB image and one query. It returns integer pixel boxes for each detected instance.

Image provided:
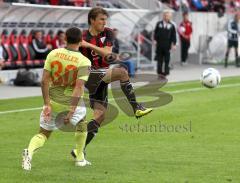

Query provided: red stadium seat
[44,30,54,45]
[9,30,25,67]
[28,30,33,44]
[19,30,35,67]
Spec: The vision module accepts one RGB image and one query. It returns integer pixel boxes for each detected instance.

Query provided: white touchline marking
[0,107,42,114]
[0,83,239,115]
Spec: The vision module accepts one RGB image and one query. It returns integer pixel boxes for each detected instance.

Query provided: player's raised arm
[81,40,112,57]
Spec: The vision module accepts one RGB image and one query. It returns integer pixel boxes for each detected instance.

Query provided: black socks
[120,80,138,111]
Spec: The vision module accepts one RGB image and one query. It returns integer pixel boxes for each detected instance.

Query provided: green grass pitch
[0,76,240,183]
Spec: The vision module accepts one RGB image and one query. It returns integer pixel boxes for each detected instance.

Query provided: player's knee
[113,67,126,75]
[114,67,128,80]
[119,67,128,76]
[39,128,52,139]
[87,119,100,133]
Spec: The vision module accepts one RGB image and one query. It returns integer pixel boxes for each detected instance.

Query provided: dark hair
[34,30,42,35]
[57,30,64,36]
[65,27,82,44]
[88,7,109,25]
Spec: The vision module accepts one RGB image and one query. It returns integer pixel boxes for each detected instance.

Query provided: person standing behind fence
[178,12,192,66]
[225,13,240,68]
[154,10,177,79]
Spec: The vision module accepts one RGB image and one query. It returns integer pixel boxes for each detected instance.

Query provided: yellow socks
[27,122,86,161]
[27,133,47,158]
[75,121,87,161]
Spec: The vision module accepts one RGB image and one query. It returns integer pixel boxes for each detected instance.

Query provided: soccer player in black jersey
[71,7,152,160]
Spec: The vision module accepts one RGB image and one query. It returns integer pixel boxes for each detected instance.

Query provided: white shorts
[40,103,86,131]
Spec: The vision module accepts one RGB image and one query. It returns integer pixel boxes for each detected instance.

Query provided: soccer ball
[200,68,221,88]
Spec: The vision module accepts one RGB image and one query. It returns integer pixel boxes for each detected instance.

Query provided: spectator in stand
[181,0,190,12]
[72,0,85,6]
[160,0,171,6]
[171,0,180,11]
[112,28,120,54]
[32,30,52,60]
[158,0,178,10]
[51,30,66,49]
[228,0,240,13]
[49,0,59,5]
[25,0,48,4]
[235,0,240,8]
[70,0,92,7]
[178,12,193,65]
[58,0,74,5]
[207,0,225,17]
[158,0,227,13]
[189,0,207,11]
[85,0,92,7]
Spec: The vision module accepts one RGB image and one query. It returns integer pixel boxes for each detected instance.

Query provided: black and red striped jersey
[80,27,113,70]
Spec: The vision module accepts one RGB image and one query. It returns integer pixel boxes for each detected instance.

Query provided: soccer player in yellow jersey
[22,27,91,171]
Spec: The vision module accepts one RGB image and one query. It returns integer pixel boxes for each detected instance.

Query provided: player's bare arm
[41,69,51,122]
[64,79,86,124]
[81,40,112,57]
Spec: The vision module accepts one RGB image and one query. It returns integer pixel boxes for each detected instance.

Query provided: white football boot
[22,149,31,171]
[71,149,91,166]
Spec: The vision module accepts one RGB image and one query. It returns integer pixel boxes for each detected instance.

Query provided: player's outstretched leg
[22,130,49,171]
[120,80,153,118]
[104,67,153,118]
